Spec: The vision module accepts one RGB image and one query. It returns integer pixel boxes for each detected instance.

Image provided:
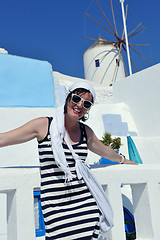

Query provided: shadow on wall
[102,114,137,136]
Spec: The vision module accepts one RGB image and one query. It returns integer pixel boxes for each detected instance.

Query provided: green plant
[100,132,112,146]
[100,132,122,151]
[111,137,122,151]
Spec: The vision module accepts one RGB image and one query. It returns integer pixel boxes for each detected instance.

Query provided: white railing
[0,167,40,240]
[92,164,160,240]
[0,165,160,240]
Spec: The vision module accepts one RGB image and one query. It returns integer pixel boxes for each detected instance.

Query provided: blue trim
[99,150,119,165]
[99,158,119,165]
[34,191,45,237]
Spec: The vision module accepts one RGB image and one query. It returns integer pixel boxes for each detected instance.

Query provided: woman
[0,81,137,239]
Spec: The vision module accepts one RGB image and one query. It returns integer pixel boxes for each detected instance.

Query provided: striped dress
[38,117,101,240]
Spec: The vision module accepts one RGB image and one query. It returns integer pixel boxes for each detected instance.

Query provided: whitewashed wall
[0,108,56,167]
[112,64,160,164]
[83,41,125,85]
[113,64,160,137]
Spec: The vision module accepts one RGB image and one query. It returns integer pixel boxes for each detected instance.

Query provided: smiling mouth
[73,108,81,113]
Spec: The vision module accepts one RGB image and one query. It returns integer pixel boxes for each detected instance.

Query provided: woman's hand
[85,125,139,165]
[123,158,138,165]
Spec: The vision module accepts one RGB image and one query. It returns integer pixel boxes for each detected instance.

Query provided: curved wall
[83,43,125,86]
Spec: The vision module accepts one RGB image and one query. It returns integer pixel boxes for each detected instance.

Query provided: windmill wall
[83,42,125,86]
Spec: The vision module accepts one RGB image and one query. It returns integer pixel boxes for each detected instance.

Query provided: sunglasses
[71,94,93,109]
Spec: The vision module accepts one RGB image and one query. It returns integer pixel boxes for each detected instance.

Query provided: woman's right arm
[0,117,48,147]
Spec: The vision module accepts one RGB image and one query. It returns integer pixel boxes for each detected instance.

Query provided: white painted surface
[53,71,114,105]
[113,63,160,137]
[83,40,125,85]
[0,194,7,240]
[92,164,160,240]
[131,136,160,164]
[0,236,7,240]
[0,108,56,167]
[108,63,160,164]
[0,168,40,240]
[36,237,45,240]
[1,165,160,240]
[88,103,138,138]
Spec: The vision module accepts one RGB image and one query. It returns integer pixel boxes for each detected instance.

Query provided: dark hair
[64,88,93,122]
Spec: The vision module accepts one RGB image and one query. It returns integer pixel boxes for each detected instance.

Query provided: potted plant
[100,131,122,151]
[99,132,122,165]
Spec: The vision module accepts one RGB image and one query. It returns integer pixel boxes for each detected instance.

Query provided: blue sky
[0,0,159,78]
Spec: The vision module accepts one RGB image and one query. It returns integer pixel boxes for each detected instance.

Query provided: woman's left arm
[85,125,138,165]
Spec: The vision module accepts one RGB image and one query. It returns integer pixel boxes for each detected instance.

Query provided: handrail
[0,165,160,240]
[92,164,160,239]
[0,168,40,240]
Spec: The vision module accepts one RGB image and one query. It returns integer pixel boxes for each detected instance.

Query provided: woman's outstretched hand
[123,158,138,165]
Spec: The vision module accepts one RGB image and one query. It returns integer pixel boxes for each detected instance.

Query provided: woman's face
[67,91,93,120]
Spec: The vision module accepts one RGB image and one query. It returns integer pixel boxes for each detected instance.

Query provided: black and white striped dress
[38,117,101,240]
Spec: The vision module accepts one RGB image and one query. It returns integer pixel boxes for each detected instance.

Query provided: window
[95,59,100,67]
[34,191,45,237]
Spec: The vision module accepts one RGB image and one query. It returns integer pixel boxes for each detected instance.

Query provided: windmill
[83,0,152,86]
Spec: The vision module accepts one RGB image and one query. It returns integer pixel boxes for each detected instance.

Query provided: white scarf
[50,106,114,233]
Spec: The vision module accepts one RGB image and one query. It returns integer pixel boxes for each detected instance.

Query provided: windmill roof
[83,35,116,55]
